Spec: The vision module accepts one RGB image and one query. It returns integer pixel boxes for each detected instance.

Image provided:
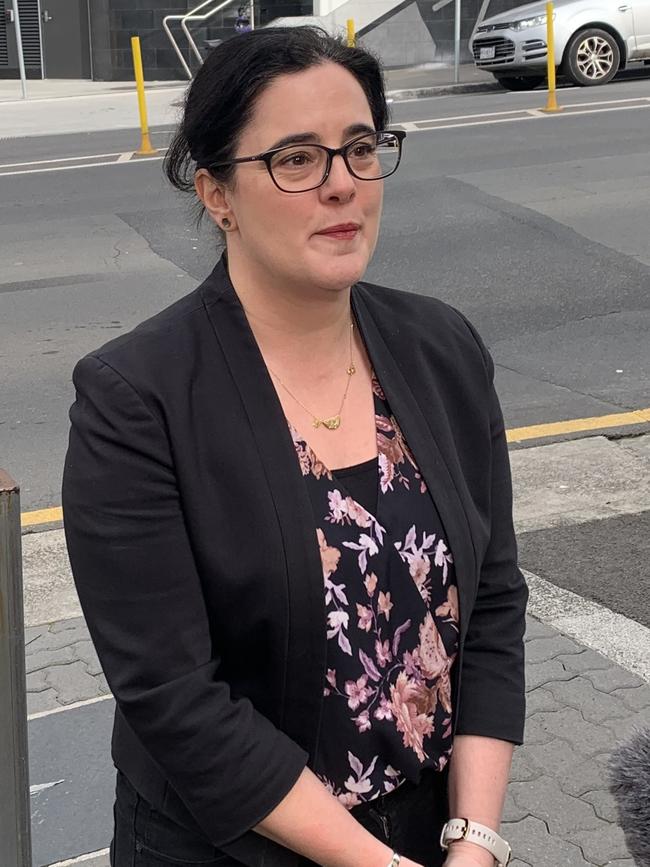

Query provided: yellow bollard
[131,36,158,156]
[347,19,355,48]
[542,1,562,112]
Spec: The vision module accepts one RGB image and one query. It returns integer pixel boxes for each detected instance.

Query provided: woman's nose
[321,153,356,201]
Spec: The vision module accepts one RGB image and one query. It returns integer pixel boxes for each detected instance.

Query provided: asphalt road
[1,78,649,512]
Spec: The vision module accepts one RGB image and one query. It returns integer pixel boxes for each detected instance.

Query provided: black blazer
[62,257,528,866]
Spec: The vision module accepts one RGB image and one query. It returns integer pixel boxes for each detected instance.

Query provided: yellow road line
[21,506,63,528]
[506,407,650,443]
[17,407,650,527]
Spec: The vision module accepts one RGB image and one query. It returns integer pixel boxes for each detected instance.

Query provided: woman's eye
[351,144,375,158]
[279,152,313,167]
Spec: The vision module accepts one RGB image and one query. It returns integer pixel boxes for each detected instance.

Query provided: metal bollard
[0,470,32,867]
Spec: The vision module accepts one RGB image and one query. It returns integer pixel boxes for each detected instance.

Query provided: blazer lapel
[201,259,327,758]
[351,284,477,644]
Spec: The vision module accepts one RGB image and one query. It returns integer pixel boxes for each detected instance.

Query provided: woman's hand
[443,841,496,867]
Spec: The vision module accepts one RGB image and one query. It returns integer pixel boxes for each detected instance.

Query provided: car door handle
[618,4,630,10]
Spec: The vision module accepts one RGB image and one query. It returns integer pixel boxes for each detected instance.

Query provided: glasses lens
[269,145,328,192]
[346,132,401,180]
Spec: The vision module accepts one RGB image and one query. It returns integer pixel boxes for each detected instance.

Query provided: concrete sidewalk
[22,434,650,866]
[0,65,498,139]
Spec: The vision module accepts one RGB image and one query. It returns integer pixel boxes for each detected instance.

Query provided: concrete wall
[359,0,525,68]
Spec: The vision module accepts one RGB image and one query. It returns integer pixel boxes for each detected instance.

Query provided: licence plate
[480,46,496,59]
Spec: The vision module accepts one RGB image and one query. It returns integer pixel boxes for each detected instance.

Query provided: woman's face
[203,62,385,294]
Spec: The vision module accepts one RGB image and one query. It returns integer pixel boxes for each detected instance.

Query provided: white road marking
[47,849,110,866]
[0,151,124,168]
[524,569,650,681]
[30,779,65,795]
[0,154,163,177]
[28,693,113,722]
[116,151,134,162]
[1,86,187,107]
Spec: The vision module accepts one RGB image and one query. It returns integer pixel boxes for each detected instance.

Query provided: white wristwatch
[440,818,512,867]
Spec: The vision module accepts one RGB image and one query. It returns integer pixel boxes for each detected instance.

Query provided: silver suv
[470,0,650,89]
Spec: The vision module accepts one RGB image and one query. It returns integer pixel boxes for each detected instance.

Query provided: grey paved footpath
[25,612,650,867]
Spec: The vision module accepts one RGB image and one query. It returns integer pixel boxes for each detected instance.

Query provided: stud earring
[222,218,231,229]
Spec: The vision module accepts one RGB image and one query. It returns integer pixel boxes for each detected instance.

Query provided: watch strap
[440,818,511,867]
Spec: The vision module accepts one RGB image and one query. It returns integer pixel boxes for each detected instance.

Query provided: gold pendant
[347,364,356,375]
[313,415,341,430]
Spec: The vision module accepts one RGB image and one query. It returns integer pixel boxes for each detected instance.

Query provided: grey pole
[0,470,32,867]
[454,0,462,84]
[11,0,28,100]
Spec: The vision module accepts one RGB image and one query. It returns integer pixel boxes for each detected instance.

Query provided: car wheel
[564,28,620,86]
[494,75,546,91]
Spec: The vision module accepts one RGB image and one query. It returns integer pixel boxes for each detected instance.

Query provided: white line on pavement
[0,155,163,176]
[28,693,113,722]
[524,569,650,681]
[0,151,124,168]
[47,849,110,866]
[31,779,65,794]
[1,86,187,106]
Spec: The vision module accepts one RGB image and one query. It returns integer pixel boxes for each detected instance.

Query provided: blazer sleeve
[62,354,308,846]
[454,319,529,745]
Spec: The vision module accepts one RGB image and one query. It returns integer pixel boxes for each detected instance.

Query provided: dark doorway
[0,0,43,79]
[41,0,90,78]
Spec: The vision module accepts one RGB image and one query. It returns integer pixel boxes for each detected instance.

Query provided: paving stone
[523,713,557,746]
[609,684,650,711]
[544,678,631,724]
[503,789,529,822]
[26,622,90,653]
[583,667,647,693]
[600,710,650,742]
[510,749,540,783]
[509,775,601,837]
[26,688,60,715]
[580,789,619,824]
[24,625,47,646]
[556,649,616,675]
[26,669,50,694]
[44,660,108,704]
[25,644,76,674]
[503,815,593,867]
[526,636,585,664]
[565,821,631,865]
[97,672,111,694]
[525,616,561,641]
[526,658,577,691]
[521,739,608,796]
[526,686,563,715]
[49,615,86,633]
[532,707,616,756]
[72,639,104,676]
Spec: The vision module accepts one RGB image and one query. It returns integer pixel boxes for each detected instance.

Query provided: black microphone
[609,727,650,867]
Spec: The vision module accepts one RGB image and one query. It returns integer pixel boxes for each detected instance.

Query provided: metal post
[347,18,355,47]
[249,0,255,30]
[454,0,461,84]
[542,1,561,112]
[130,36,158,156]
[11,0,28,100]
[0,471,32,867]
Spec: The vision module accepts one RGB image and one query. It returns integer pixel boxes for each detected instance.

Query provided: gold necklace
[269,321,356,431]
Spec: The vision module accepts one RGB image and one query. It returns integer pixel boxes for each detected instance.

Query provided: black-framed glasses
[206,130,406,193]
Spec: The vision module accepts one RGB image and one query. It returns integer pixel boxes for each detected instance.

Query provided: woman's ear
[194,169,234,230]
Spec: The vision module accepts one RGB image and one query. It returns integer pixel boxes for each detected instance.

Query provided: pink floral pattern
[288,373,459,808]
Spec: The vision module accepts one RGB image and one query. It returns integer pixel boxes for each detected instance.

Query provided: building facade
[0,0,522,80]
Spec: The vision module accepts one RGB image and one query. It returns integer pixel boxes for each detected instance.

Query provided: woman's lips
[316,223,360,240]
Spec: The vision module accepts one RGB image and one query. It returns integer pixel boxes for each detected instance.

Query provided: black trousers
[110,768,448,867]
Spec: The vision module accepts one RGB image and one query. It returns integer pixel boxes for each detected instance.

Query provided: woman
[63,26,527,867]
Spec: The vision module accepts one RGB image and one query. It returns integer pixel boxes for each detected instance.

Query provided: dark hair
[164,26,389,195]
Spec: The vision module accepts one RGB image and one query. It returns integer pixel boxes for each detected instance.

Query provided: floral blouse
[288,374,459,809]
